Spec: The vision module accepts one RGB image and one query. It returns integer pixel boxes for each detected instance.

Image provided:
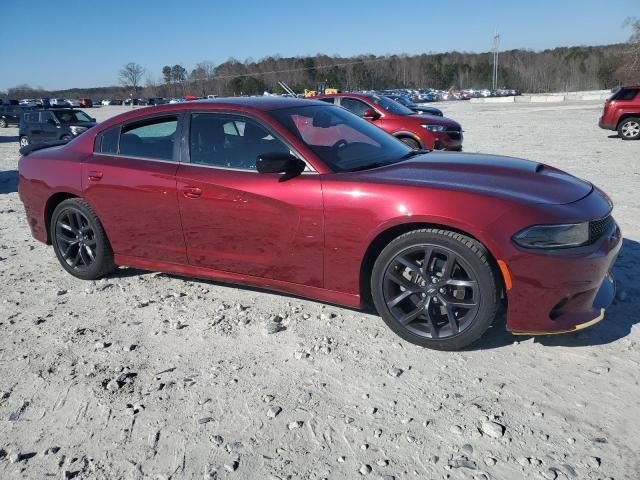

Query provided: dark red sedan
[18,98,620,350]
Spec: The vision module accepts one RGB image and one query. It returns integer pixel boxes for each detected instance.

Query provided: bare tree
[119,62,146,95]
[623,17,640,76]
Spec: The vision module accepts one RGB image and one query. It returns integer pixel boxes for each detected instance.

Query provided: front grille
[446,127,462,140]
[589,215,614,242]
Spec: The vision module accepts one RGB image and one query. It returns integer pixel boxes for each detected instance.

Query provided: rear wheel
[19,136,29,147]
[0,119,7,128]
[61,134,72,142]
[618,117,640,140]
[398,137,420,150]
[51,199,115,280]
[371,229,500,350]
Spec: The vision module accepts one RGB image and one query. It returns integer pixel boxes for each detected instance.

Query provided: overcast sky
[0,0,635,91]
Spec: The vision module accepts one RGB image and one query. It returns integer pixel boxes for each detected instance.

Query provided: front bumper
[504,220,621,335]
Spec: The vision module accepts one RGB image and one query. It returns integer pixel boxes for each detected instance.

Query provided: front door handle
[88,171,103,181]
[182,186,202,198]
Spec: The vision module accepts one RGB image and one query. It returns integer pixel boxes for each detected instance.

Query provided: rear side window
[24,112,39,123]
[612,89,638,101]
[119,116,178,160]
[318,97,335,104]
[97,127,120,154]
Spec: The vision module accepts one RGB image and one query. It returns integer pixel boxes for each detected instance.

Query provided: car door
[39,111,61,141]
[24,111,44,142]
[82,114,187,264]
[176,112,324,287]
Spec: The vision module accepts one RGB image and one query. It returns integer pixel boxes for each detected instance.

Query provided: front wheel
[61,134,72,142]
[51,199,115,280]
[618,118,640,140]
[371,229,500,350]
[19,136,29,147]
[0,118,7,128]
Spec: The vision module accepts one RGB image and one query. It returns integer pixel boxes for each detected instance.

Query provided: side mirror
[91,118,96,122]
[363,108,380,120]
[256,152,306,181]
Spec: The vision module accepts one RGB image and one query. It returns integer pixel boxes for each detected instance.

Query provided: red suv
[599,86,640,140]
[315,93,463,150]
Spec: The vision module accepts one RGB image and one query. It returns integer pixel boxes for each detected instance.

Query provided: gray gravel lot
[0,102,639,479]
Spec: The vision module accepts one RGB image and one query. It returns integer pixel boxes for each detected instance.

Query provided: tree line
[3,25,639,101]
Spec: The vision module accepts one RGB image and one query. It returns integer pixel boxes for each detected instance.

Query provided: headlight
[421,124,446,132]
[513,223,589,249]
[69,126,88,135]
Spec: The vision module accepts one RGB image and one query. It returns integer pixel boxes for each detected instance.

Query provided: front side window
[119,116,178,160]
[190,113,290,170]
[271,105,413,172]
[24,112,40,123]
[53,110,92,123]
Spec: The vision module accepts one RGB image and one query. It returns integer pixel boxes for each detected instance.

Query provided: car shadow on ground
[0,135,18,143]
[106,238,639,352]
[0,170,18,194]
[471,237,639,351]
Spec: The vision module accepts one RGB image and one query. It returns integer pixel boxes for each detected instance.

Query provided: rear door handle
[88,171,103,181]
[182,186,202,198]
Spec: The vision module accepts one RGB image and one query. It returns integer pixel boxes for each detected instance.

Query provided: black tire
[19,136,29,147]
[61,134,72,141]
[0,118,7,128]
[51,199,115,280]
[618,117,640,140]
[398,137,420,150]
[371,229,500,351]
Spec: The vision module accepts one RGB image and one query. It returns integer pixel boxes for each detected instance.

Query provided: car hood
[409,114,460,128]
[350,152,593,205]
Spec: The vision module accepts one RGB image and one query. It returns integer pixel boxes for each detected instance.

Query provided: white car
[50,98,70,107]
[19,99,38,107]
[65,99,80,107]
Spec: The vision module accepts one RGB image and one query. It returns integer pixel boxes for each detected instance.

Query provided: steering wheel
[332,139,348,150]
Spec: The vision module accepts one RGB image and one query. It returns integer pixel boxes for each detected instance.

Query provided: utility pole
[492,29,500,90]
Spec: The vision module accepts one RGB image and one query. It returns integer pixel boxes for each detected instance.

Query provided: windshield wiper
[348,162,388,172]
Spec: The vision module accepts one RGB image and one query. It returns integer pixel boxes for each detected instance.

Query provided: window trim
[182,110,317,174]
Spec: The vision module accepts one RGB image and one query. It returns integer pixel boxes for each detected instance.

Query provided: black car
[385,95,443,117]
[0,104,30,127]
[19,108,96,147]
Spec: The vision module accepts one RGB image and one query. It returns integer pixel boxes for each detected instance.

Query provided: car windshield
[53,110,92,123]
[270,104,416,172]
[391,96,414,106]
[366,94,414,115]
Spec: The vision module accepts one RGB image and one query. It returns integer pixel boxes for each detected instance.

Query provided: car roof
[316,93,371,100]
[184,96,330,111]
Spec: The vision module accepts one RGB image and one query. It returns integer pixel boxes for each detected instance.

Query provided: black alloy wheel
[371,229,499,350]
[51,199,115,280]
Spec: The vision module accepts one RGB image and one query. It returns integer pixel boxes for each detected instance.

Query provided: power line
[202,57,392,81]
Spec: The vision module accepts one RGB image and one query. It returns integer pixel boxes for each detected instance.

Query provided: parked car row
[367,88,521,103]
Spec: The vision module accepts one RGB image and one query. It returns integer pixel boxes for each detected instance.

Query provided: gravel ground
[0,102,639,480]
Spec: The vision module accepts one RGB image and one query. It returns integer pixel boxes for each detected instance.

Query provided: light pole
[492,30,500,90]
